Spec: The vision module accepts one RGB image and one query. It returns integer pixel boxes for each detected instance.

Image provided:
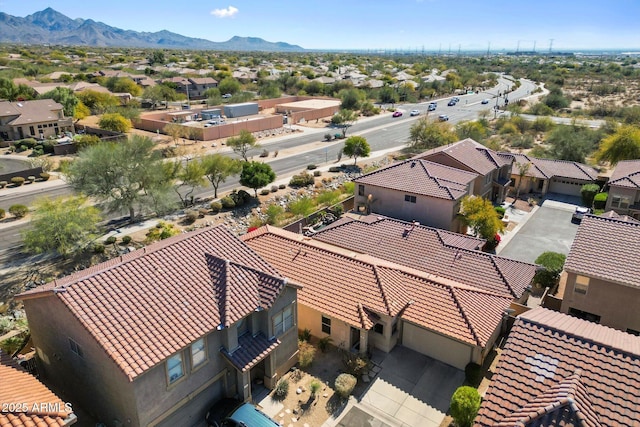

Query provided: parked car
[438,114,449,121]
[572,206,591,223]
[208,402,280,427]
[428,104,437,111]
[447,100,457,106]
[392,111,403,117]
[222,93,232,99]
[481,99,490,104]
[410,109,420,116]
[205,398,242,427]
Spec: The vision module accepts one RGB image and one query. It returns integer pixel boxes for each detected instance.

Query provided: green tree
[105,77,142,97]
[546,124,600,163]
[378,86,398,104]
[65,135,172,221]
[163,123,186,145]
[459,195,505,241]
[200,154,242,198]
[0,78,35,101]
[409,118,458,150]
[168,160,206,207]
[73,101,91,121]
[239,161,276,197]
[203,87,222,106]
[98,113,131,132]
[596,125,640,165]
[339,88,365,110]
[23,196,101,257]
[580,183,600,207]
[342,136,371,165]
[456,121,489,142]
[142,85,178,109]
[227,129,260,161]
[148,51,165,65]
[331,109,358,137]
[515,162,531,200]
[77,90,120,114]
[534,251,567,288]
[218,77,241,95]
[39,87,78,117]
[450,386,481,427]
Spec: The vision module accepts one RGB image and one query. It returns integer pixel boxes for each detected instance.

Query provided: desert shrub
[121,235,132,245]
[331,204,344,217]
[0,208,5,219]
[278,183,286,189]
[534,251,566,288]
[26,176,36,183]
[498,122,519,135]
[317,190,340,206]
[260,188,270,196]
[298,328,311,342]
[334,373,357,398]
[298,340,316,368]
[313,170,321,177]
[510,116,531,133]
[510,134,534,149]
[307,164,317,170]
[342,352,370,376]
[11,177,25,186]
[274,378,289,400]
[9,204,28,218]
[266,204,284,225]
[105,236,117,245]
[450,386,481,427]
[230,189,252,206]
[581,184,600,207]
[93,243,105,254]
[529,102,555,116]
[341,181,355,194]
[310,380,321,397]
[593,192,608,210]
[318,336,332,352]
[328,166,342,173]
[145,221,179,242]
[210,201,223,213]
[465,363,482,387]
[221,196,236,209]
[270,185,278,193]
[289,197,316,217]
[184,210,199,224]
[494,206,506,219]
[289,172,315,188]
[324,133,333,141]
[0,181,7,188]
[531,117,555,132]
[39,172,50,181]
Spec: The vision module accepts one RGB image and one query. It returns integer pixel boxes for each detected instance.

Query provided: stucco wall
[23,295,139,426]
[401,322,475,370]
[561,273,640,333]
[605,185,639,214]
[298,304,353,350]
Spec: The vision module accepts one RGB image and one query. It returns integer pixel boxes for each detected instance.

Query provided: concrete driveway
[498,194,582,263]
[332,346,464,427]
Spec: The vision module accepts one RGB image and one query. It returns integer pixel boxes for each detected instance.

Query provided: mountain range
[0,8,304,51]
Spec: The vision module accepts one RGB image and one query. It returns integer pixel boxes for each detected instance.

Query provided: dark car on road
[428,103,437,111]
[447,100,457,106]
[392,111,403,117]
[481,99,490,104]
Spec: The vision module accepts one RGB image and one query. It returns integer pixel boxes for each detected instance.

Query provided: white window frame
[191,338,207,369]
[321,316,331,334]
[167,353,185,385]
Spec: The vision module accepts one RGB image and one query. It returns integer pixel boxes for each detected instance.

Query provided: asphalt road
[0,77,537,259]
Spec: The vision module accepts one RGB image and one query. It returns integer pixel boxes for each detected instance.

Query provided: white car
[410,110,420,116]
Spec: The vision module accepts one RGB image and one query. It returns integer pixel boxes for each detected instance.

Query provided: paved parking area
[498,194,582,263]
[331,346,464,427]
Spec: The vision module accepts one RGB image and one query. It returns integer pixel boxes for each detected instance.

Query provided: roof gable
[500,152,598,181]
[419,139,509,175]
[608,159,640,188]
[19,226,286,381]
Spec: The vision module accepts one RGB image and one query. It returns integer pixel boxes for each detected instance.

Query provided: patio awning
[221,332,280,372]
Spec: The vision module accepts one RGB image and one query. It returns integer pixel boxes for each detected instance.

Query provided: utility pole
[516,40,521,54]
[533,40,536,52]
[487,42,491,56]
[548,39,554,54]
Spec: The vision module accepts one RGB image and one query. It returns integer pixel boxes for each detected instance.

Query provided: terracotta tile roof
[0,351,76,426]
[188,77,218,85]
[0,100,65,125]
[243,226,512,347]
[501,152,598,181]
[354,158,477,201]
[608,159,640,188]
[221,332,280,373]
[598,210,640,223]
[475,308,640,427]
[18,226,287,381]
[312,215,536,298]
[564,215,640,288]
[419,139,511,175]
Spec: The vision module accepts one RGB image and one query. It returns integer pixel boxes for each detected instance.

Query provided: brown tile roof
[189,77,218,85]
[312,215,536,298]
[0,100,64,125]
[221,332,279,373]
[608,159,640,189]
[475,307,640,427]
[500,152,598,181]
[355,158,477,200]
[598,210,640,223]
[419,139,511,175]
[243,226,512,348]
[18,226,287,381]
[0,351,76,426]
[564,215,640,288]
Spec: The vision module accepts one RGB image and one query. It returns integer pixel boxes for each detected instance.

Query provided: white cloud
[211,6,239,18]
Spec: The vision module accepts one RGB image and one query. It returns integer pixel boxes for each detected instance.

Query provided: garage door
[548,178,583,196]
[156,379,223,427]
[402,322,472,370]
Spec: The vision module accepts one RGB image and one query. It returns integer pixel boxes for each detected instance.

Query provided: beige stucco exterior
[560,272,640,334]
[401,322,478,370]
[605,185,640,219]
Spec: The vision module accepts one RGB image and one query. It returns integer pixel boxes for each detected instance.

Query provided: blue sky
[2,0,639,51]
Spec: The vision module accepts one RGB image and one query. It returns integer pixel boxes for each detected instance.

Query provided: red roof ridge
[371,264,393,316]
[450,287,482,346]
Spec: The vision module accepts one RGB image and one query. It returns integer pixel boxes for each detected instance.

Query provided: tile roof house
[417,138,513,203]
[604,159,640,220]
[243,226,513,370]
[312,215,538,301]
[17,226,299,427]
[0,350,77,426]
[499,152,598,197]
[475,307,640,427]
[353,158,477,231]
[558,215,640,334]
[0,99,73,141]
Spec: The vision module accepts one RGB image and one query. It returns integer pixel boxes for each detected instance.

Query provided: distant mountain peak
[0,9,305,51]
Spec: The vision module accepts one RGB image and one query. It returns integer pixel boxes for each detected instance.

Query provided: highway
[0,77,536,260]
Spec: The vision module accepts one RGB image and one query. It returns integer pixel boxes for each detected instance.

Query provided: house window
[574,276,589,295]
[568,308,601,324]
[29,126,35,136]
[373,323,384,335]
[484,174,492,184]
[404,195,416,203]
[273,305,294,336]
[611,195,630,209]
[167,353,185,384]
[191,338,206,368]
[321,316,331,334]
[68,338,83,358]
[358,185,365,196]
